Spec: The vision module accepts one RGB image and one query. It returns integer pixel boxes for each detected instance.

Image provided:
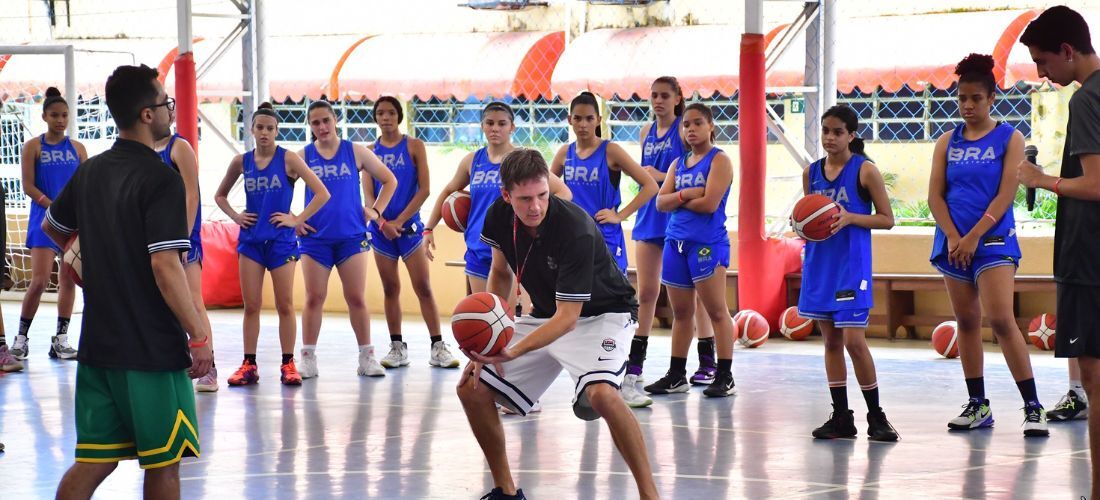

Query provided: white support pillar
[822,0,837,110]
[241,0,257,150]
[253,0,267,106]
[745,0,764,35]
[803,2,822,159]
[63,45,76,138]
[177,0,193,53]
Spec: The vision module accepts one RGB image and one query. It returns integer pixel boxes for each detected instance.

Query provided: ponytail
[43,86,67,113]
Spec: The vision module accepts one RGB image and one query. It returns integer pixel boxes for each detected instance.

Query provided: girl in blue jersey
[297,100,397,379]
[800,105,898,441]
[928,54,1047,436]
[424,102,571,295]
[550,91,657,273]
[155,131,217,391]
[215,102,330,387]
[645,103,737,398]
[369,96,459,370]
[13,86,86,362]
[626,77,719,406]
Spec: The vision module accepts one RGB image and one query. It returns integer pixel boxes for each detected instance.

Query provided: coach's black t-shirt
[47,139,192,371]
[1056,70,1100,286]
[480,195,638,319]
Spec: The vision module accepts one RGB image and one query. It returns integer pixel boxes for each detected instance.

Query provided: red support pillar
[174,51,199,155]
[737,33,804,329]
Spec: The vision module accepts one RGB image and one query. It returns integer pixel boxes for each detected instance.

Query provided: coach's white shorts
[480,312,636,421]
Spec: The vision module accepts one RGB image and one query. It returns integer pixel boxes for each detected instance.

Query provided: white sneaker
[429,341,460,368]
[49,334,78,360]
[299,349,319,379]
[194,366,219,392]
[357,346,385,377]
[10,335,28,360]
[380,341,409,368]
[620,374,654,408]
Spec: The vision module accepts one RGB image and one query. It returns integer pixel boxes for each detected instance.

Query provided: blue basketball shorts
[300,235,370,269]
[799,308,870,329]
[932,254,1018,284]
[660,239,731,289]
[238,239,300,270]
[368,225,424,261]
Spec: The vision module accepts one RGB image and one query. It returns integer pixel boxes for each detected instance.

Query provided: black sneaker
[867,408,900,442]
[481,487,526,500]
[643,371,690,395]
[702,371,736,397]
[812,406,857,439]
[1047,390,1089,421]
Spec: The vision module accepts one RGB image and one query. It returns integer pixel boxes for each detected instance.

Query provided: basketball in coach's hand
[62,233,83,288]
[442,190,471,233]
[451,292,514,357]
[791,194,840,242]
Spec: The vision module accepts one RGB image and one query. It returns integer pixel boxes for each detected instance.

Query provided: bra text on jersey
[563,164,600,183]
[310,162,355,180]
[947,146,997,163]
[41,150,79,164]
[245,174,283,192]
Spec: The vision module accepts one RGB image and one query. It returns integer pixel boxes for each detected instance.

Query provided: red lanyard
[511,216,535,299]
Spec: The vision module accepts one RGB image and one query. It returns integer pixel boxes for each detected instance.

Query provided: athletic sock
[829,382,848,412]
[429,335,442,346]
[302,344,316,352]
[1016,378,1039,406]
[281,353,293,365]
[18,317,31,338]
[359,344,372,353]
[669,356,688,376]
[716,358,732,375]
[965,377,986,400]
[628,336,649,375]
[860,382,880,410]
[244,354,257,365]
[697,337,715,359]
[390,334,403,342]
[56,317,70,337]
[0,331,6,346]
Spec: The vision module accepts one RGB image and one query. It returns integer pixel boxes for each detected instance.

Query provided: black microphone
[1025,145,1039,211]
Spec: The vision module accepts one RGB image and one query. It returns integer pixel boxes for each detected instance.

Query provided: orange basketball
[931,321,959,358]
[62,233,83,288]
[442,190,471,233]
[734,309,770,348]
[779,306,813,340]
[451,292,514,356]
[791,194,840,242]
[1028,313,1056,351]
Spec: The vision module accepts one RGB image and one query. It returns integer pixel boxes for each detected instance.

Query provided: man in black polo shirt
[457,149,657,500]
[47,65,213,500]
[1018,6,1100,497]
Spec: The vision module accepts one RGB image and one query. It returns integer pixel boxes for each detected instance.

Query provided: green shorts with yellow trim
[74,364,200,469]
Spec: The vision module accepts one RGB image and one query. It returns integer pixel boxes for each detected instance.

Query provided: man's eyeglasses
[147,97,176,113]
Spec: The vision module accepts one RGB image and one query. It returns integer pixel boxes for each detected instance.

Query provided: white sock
[359,344,373,353]
[302,344,316,354]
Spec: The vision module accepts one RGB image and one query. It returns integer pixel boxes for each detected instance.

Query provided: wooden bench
[785,273,1056,340]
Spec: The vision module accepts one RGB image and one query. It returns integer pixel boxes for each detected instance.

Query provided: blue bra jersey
[240,147,295,243]
[159,134,202,247]
[372,136,421,230]
[466,147,503,259]
[562,140,625,256]
[29,135,80,247]
[303,140,367,239]
[634,116,684,241]
[799,154,874,312]
[666,148,729,245]
[931,123,1021,261]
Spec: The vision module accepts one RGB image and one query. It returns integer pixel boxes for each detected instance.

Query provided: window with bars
[232,98,379,144]
[606,93,786,143]
[836,83,1034,142]
[410,96,569,146]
